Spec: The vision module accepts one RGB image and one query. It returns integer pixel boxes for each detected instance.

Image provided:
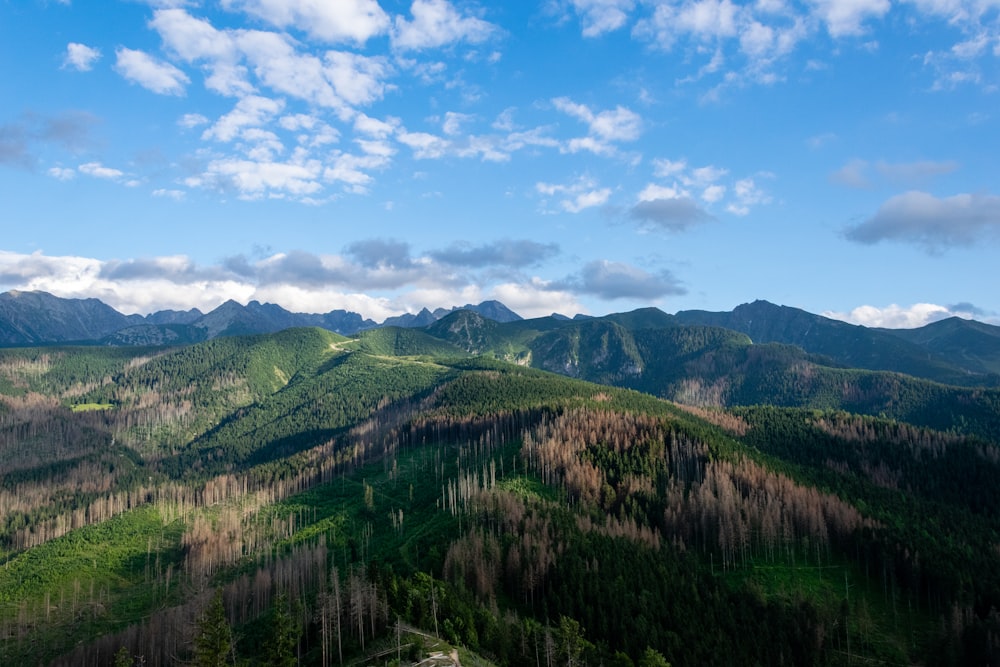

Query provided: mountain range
[3,290,999,391]
[0,290,522,345]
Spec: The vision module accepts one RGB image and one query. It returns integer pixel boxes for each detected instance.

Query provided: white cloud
[0,250,103,297]
[638,183,688,201]
[203,95,286,143]
[0,245,708,322]
[152,188,186,200]
[653,158,688,178]
[150,8,252,96]
[151,9,236,62]
[252,284,400,321]
[355,114,401,138]
[178,113,210,128]
[503,126,561,151]
[0,251,251,316]
[641,158,768,217]
[47,167,76,181]
[566,0,637,37]
[230,30,391,115]
[236,31,341,107]
[195,157,323,198]
[398,131,451,159]
[809,0,891,37]
[491,279,587,319]
[678,0,740,39]
[63,43,101,71]
[739,20,775,58]
[823,303,953,328]
[222,0,390,44]
[629,0,889,92]
[726,177,769,215]
[323,151,391,191]
[573,192,610,211]
[322,51,392,106]
[442,111,474,136]
[702,184,726,202]
[114,47,190,95]
[638,0,738,48]
[536,176,612,213]
[152,12,396,111]
[392,0,496,51]
[553,97,642,155]
[553,97,642,141]
[78,162,125,180]
[687,165,728,186]
[356,137,393,156]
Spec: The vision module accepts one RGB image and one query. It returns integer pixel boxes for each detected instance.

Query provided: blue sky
[1,0,998,326]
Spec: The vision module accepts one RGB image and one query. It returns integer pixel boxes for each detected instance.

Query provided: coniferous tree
[637,648,671,667]
[113,646,132,667]
[265,593,299,667]
[193,589,233,667]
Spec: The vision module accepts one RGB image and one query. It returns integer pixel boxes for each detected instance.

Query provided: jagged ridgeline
[1,328,1000,665]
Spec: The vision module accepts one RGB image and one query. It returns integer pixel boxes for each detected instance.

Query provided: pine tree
[637,648,671,667]
[193,589,233,667]
[265,593,299,667]
[113,646,133,667]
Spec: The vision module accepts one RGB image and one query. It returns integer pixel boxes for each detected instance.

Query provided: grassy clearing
[69,402,114,412]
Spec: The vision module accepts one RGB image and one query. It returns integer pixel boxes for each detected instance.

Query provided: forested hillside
[427,311,1000,442]
[1,328,999,665]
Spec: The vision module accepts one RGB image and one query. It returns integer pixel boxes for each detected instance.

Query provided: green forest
[1,325,999,665]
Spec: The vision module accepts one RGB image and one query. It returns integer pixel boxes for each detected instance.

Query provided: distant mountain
[878,316,1000,376]
[673,300,1000,386]
[3,290,999,391]
[463,300,522,323]
[382,307,438,329]
[0,290,134,345]
[397,301,524,329]
[143,308,204,325]
[0,291,518,347]
[315,309,377,335]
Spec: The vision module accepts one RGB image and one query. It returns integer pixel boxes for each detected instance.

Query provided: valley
[1,297,999,665]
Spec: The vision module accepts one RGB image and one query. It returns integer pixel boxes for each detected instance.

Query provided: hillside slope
[1,332,999,665]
